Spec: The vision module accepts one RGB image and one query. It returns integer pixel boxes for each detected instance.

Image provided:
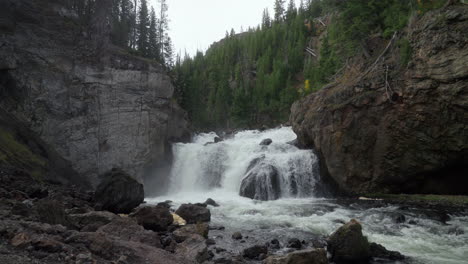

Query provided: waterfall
[167,127,320,200]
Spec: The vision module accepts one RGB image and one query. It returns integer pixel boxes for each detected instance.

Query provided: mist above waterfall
[167,127,319,200]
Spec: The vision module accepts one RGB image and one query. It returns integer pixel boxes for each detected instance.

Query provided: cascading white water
[167,126,319,199]
[148,127,468,264]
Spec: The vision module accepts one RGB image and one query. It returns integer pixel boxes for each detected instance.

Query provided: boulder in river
[94,168,144,214]
[369,242,404,261]
[130,205,173,232]
[175,204,211,224]
[240,163,281,201]
[259,138,273,146]
[264,248,328,264]
[232,232,243,240]
[204,198,219,207]
[242,244,268,260]
[327,219,371,263]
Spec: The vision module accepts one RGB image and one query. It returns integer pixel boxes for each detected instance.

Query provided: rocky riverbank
[0,164,422,264]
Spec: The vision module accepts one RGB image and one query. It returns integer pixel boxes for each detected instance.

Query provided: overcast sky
[149,0,302,57]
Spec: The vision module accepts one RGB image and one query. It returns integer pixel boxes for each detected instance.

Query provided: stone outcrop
[0,0,189,187]
[263,248,328,264]
[290,5,468,195]
[327,219,370,263]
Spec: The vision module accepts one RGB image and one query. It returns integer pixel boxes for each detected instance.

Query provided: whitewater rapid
[147,127,468,264]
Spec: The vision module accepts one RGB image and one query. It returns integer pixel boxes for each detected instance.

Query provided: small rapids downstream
[147,127,468,264]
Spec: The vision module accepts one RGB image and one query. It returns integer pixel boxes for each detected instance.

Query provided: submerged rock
[204,198,220,207]
[287,238,302,249]
[259,138,273,146]
[94,168,144,214]
[369,242,404,261]
[327,219,371,263]
[232,232,243,240]
[264,248,328,264]
[175,204,211,224]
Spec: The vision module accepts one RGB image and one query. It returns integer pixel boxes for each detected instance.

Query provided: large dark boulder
[94,168,144,214]
[240,163,281,200]
[131,205,173,232]
[259,138,273,146]
[327,219,370,263]
[264,248,329,264]
[242,245,268,260]
[289,5,468,195]
[175,204,211,224]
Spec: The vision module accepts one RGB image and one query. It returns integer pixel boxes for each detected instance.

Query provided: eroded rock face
[0,0,189,187]
[290,5,468,195]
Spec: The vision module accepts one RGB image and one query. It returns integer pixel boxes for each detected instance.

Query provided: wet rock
[448,226,464,236]
[131,205,173,232]
[264,248,329,264]
[175,203,211,224]
[287,238,302,249]
[259,138,273,146]
[269,238,281,249]
[327,219,371,263]
[369,242,404,260]
[173,223,209,242]
[206,238,216,245]
[395,214,406,224]
[239,163,281,201]
[232,232,243,240]
[408,220,417,225]
[176,234,211,263]
[94,168,144,214]
[205,198,220,207]
[209,225,225,230]
[214,137,222,143]
[69,211,119,231]
[243,244,268,260]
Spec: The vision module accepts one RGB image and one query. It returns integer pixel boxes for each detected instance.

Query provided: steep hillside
[0,0,189,186]
[290,3,468,195]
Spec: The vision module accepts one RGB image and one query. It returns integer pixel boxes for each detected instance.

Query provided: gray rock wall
[0,0,189,186]
[290,5,468,195]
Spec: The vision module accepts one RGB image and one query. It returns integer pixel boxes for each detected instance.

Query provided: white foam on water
[147,127,468,264]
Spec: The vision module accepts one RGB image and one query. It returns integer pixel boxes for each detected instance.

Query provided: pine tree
[148,7,159,60]
[262,8,271,29]
[163,34,174,67]
[286,0,297,22]
[137,0,149,55]
[274,0,285,22]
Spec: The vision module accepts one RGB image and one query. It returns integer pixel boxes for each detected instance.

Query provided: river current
[147,127,468,264]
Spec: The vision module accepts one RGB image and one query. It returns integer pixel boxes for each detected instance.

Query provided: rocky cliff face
[290,5,468,195]
[0,0,189,186]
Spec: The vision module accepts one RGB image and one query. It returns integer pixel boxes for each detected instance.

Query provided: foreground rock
[327,219,371,263]
[175,204,211,224]
[131,205,173,231]
[240,163,281,200]
[94,168,144,214]
[289,5,468,195]
[264,248,328,264]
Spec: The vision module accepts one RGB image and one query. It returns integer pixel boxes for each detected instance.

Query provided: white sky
[149,0,302,57]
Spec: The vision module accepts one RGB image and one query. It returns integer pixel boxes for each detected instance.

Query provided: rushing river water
[147,127,468,264]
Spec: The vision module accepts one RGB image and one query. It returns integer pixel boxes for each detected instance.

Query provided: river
[147,127,468,264]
